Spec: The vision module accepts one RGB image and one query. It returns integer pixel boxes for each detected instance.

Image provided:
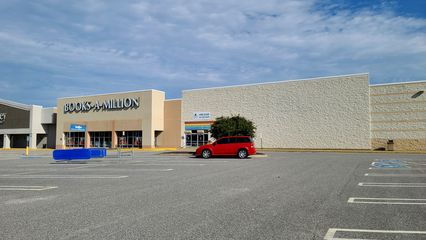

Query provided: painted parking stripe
[131,168,174,171]
[131,163,205,166]
[0,175,129,179]
[132,160,229,163]
[369,167,426,170]
[365,173,426,177]
[324,228,426,240]
[348,197,426,205]
[358,182,426,187]
[0,186,58,191]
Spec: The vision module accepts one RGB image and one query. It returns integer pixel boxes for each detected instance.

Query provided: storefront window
[185,130,209,147]
[90,132,112,148]
[65,132,85,148]
[116,131,142,148]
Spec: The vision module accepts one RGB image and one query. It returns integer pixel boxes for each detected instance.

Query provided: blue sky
[0,0,425,107]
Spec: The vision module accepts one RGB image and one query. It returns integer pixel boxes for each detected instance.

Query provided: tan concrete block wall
[182,74,371,149]
[157,100,182,148]
[370,81,426,151]
[372,138,426,151]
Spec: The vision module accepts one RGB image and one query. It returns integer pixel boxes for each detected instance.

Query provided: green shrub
[210,115,256,139]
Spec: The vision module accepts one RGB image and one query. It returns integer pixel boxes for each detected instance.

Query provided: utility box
[387,140,394,151]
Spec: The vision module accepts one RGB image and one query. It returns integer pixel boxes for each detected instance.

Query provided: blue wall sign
[70,124,86,132]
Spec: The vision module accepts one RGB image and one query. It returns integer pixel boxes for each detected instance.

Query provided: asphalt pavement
[0,151,425,239]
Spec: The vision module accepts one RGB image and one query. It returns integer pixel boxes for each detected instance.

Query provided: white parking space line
[358,182,426,187]
[324,228,426,240]
[0,186,58,191]
[369,167,426,170]
[4,196,57,205]
[348,197,426,205]
[365,173,426,177]
[407,162,426,166]
[133,168,174,171]
[131,160,229,163]
[131,163,206,166]
[0,175,129,179]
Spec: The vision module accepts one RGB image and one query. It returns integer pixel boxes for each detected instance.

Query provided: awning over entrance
[184,121,214,131]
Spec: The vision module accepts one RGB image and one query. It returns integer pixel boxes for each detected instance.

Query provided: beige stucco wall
[157,99,182,148]
[182,73,371,149]
[56,90,165,149]
[370,81,426,151]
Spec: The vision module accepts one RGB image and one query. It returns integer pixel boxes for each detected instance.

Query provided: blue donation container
[53,148,107,161]
[89,148,107,158]
[53,149,91,160]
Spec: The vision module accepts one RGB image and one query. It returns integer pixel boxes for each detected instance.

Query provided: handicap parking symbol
[371,159,409,169]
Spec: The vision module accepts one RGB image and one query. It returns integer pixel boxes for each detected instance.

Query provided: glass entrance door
[65,132,85,148]
[116,131,142,148]
[185,130,209,147]
[89,132,112,148]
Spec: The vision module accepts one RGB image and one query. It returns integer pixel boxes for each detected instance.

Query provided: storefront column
[85,131,90,148]
[3,134,11,148]
[142,130,154,148]
[112,131,117,148]
[29,133,37,149]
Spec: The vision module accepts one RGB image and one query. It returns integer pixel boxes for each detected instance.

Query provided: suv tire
[237,149,248,159]
[202,149,211,159]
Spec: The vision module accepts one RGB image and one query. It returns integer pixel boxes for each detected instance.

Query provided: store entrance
[116,131,142,148]
[10,134,28,148]
[89,132,112,148]
[185,130,209,147]
[65,132,85,148]
[0,134,3,148]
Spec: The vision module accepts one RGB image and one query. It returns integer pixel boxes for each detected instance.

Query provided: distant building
[0,99,56,149]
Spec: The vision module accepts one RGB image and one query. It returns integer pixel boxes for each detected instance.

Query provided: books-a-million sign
[64,98,140,113]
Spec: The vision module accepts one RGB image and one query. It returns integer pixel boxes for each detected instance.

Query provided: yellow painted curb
[258,148,426,154]
[0,148,54,151]
[118,148,177,152]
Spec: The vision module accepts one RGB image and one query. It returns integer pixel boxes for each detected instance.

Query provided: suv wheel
[237,149,248,159]
[202,149,211,159]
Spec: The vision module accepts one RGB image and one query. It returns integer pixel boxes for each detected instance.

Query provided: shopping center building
[0,99,56,149]
[55,90,181,149]
[1,73,425,151]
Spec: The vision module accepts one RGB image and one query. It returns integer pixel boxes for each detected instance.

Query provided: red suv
[195,136,256,159]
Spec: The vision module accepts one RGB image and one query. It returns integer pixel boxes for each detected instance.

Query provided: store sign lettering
[64,98,140,113]
[0,113,6,123]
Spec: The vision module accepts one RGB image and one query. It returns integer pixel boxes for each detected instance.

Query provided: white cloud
[0,0,425,106]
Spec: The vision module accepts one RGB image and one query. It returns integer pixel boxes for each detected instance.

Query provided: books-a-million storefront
[56,90,181,149]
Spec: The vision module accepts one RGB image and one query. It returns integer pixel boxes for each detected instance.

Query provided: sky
[0,0,425,107]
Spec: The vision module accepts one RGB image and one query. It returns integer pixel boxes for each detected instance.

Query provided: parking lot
[0,151,425,239]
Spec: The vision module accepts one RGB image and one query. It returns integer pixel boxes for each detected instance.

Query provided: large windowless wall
[182,73,371,149]
[370,81,426,151]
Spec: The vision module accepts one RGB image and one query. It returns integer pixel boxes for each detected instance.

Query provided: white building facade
[182,73,372,149]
